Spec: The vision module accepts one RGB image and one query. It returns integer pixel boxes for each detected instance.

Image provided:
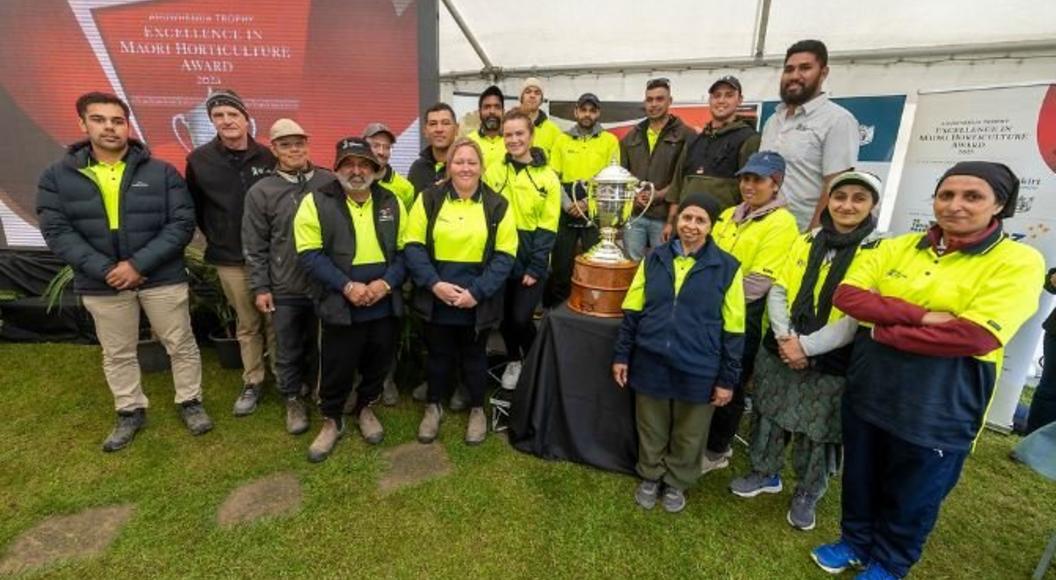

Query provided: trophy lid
[592,162,639,185]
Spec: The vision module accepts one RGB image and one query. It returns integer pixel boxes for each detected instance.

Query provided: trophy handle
[571,180,595,226]
[172,114,192,152]
[625,181,656,228]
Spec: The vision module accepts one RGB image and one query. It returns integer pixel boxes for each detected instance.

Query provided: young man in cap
[517,78,562,159]
[243,119,336,435]
[620,78,695,260]
[664,75,760,241]
[761,40,859,231]
[467,85,507,171]
[38,92,209,451]
[294,137,407,462]
[185,88,278,416]
[364,122,415,210]
[408,103,459,194]
[544,92,621,307]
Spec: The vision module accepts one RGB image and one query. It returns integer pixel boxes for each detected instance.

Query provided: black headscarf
[936,161,1019,219]
[789,210,876,335]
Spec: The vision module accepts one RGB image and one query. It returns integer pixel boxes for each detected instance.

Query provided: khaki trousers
[215,265,276,385]
[635,392,716,490]
[82,283,202,412]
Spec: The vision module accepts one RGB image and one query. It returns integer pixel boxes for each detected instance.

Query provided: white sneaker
[700,448,733,475]
[501,361,523,391]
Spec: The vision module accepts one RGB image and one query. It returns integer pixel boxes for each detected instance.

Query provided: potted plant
[43,264,171,372]
[184,245,243,369]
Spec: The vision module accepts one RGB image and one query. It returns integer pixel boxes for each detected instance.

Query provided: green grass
[0,343,1053,579]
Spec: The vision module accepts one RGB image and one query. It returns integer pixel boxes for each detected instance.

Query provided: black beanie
[678,192,722,225]
[936,161,1019,219]
[206,89,250,120]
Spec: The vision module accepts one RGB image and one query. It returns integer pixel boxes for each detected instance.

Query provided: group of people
[34,37,1052,580]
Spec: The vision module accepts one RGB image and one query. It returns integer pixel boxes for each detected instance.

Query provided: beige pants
[82,283,202,412]
[216,264,276,385]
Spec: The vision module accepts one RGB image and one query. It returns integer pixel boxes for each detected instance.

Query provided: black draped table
[508,303,637,475]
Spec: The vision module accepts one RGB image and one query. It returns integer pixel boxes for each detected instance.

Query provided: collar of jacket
[533,109,551,128]
[917,219,1005,256]
[442,180,484,202]
[731,195,787,223]
[655,237,723,271]
[634,114,682,138]
[208,134,268,165]
[380,164,395,183]
[566,123,603,139]
[276,163,315,184]
[702,118,752,138]
[775,92,832,117]
[504,146,548,169]
[317,178,388,202]
[66,138,149,170]
[419,145,440,164]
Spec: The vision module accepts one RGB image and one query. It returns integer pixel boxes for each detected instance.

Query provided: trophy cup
[567,162,655,317]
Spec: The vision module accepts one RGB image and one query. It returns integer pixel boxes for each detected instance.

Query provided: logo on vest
[378,207,395,222]
[884,268,908,280]
[250,166,272,177]
[131,180,149,188]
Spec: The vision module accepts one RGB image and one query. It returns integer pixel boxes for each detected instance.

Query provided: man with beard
[243,119,336,435]
[544,92,620,307]
[364,122,415,210]
[408,103,459,193]
[620,78,695,260]
[294,137,407,462]
[664,75,760,240]
[37,92,207,451]
[761,40,859,231]
[517,78,562,159]
[185,88,278,417]
[468,85,507,171]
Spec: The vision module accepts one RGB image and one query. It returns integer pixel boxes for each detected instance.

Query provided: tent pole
[441,0,500,82]
[753,0,772,62]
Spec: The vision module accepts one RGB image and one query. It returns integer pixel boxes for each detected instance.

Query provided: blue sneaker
[729,471,782,498]
[855,562,899,579]
[811,539,864,574]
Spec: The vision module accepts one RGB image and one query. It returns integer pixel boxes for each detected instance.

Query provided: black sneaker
[180,400,214,436]
[102,408,146,452]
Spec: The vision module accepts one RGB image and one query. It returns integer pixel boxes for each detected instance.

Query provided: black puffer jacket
[36,139,195,295]
[185,136,276,265]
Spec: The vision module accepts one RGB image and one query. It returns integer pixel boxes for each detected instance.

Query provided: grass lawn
[1,342,1053,579]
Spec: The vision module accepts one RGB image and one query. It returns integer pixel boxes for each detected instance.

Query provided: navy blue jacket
[36,139,195,295]
[614,239,744,402]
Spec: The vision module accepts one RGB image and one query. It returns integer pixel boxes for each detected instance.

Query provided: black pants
[1027,331,1056,433]
[841,398,967,577]
[318,317,397,420]
[423,323,488,407]
[707,297,766,454]
[272,297,318,398]
[544,217,600,308]
[501,278,545,360]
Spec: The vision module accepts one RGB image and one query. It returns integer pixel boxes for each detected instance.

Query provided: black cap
[576,92,601,108]
[334,137,380,171]
[709,75,742,94]
[478,85,505,109]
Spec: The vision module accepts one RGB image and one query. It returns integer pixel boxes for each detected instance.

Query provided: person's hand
[343,281,371,306]
[661,222,674,242]
[364,280,390,305]
[612,363,628,388]
[452,289,478,309]
[778,335,809,370]
[522,274,537,287]
[105,260,144,290]
[432,281,465,305]
[254,292,275,313]
[711,386,733,407]
[921,311,957,326]
[634,191,650,208]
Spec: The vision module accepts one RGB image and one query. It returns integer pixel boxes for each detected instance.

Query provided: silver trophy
[575,162,655,263]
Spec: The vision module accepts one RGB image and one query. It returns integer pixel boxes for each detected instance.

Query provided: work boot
[180,400,214,436]
[449,384,470,412]
[285,397,309,435]
[465,406,487,445]
[382,374,399,406]
[417,403,443,444]
[357,406,384,445]
[233,383,263,416]
[412,381,428,402]
[307,417,344,463]
[101,408,146,452]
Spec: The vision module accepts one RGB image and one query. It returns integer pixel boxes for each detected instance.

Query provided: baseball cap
[736,151,786,178]
[362,122,396,143]
[334,137,380,170]
[479,85,505,109]
[709,75,742,94]
[269,118,308,142]
[576,92,601,108]
[829,170,882,203]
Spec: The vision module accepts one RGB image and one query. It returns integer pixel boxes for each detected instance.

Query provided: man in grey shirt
[761,39,859,231]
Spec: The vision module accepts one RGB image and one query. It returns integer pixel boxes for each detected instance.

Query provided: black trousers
[423,323,488,407]
[272,297,318,398]
[1027,331,1056,433]
[318,317,397,420]
[543,217,599,308]
[707,297,766,454]
[501,278,545,360]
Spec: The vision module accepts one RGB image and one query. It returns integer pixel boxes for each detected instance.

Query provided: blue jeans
[623,215,666,261]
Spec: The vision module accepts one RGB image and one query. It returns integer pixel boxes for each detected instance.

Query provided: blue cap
[735,151,786,178]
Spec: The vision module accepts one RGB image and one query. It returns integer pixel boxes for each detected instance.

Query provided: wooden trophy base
[567,255,638,318]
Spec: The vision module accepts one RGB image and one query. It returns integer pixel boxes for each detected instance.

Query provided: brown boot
[307,417,344,463]
[417,403,443,444]
[465,406,487,446]
[357,406,384,445]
